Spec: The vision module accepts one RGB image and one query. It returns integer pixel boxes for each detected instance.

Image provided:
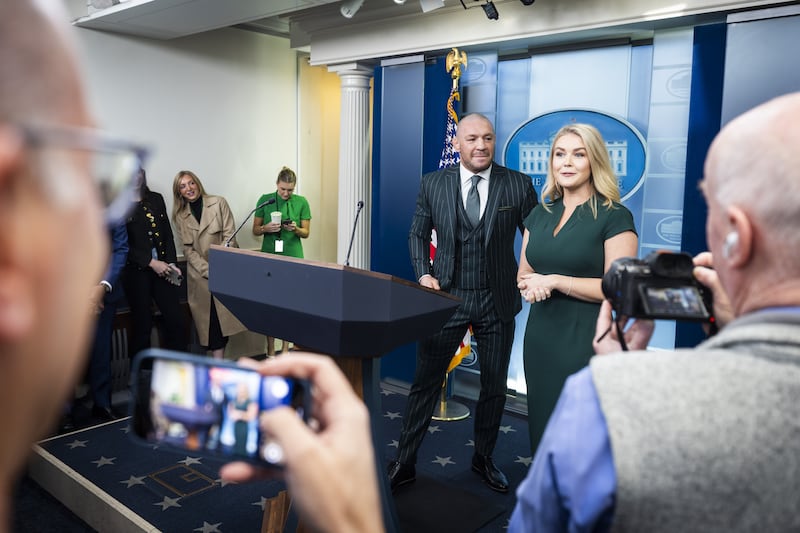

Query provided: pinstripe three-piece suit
[396,163,538,465]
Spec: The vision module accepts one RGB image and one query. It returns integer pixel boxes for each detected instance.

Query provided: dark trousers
[122,267,188,359]
[396,287,514,464]
[88,298,117,409]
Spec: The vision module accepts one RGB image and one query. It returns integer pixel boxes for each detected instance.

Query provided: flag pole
[432,47,470,422]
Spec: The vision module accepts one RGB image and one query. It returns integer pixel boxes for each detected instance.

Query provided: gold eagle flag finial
[445,48,467,90]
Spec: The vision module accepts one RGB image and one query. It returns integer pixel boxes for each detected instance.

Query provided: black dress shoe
[91,406,119,422]
[58,413,76,433]
[387,460,416,492]
[471,454,509,493]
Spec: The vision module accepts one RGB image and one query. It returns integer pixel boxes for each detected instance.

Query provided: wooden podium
[208,246,460,532]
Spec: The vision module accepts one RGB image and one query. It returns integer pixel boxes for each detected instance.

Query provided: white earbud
[722,231,739,259]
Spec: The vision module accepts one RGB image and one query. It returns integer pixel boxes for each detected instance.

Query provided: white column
[329,62,373,270]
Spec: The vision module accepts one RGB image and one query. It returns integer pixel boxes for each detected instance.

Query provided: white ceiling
[73,0,342,39]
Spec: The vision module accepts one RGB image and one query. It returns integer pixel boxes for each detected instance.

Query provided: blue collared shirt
[508,367,615,533]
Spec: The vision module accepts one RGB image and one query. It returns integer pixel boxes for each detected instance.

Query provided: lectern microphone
[225,198,276,247]
[344,200,364,266]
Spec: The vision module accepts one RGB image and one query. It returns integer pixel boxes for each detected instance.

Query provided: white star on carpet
[179,456,202,466]
[193,521,222,533]
[92,456,116,467]
[252,496,268,511]
[426,425,442,435]
[498,425,516,434]
[67,439,88,449]
[155,496,181,510]
[466,439,475,447]
[384,411,401,420]
[216,477,236,487]
[121,475,146,488]
[432,456,455,467]
[389,440,399,448]
[120,425,130,434]
[515,456,532,467]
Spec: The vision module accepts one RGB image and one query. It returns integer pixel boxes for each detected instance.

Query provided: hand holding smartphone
[130,349,310,467]
[164,264,183,286]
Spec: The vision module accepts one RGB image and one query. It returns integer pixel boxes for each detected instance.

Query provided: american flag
[438,87,461,169]
[432,86,471,371]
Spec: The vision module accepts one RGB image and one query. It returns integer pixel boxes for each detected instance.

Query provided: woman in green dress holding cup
[252,166,312,354]
[252,166,311,257]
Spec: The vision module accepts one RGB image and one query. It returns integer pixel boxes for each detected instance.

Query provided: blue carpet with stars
[380,386,532,532]
[37,418,297,532]
[35,385,531,532]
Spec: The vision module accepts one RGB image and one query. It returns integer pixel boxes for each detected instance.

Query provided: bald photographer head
[510,92,800,533]
[0,0,147,526]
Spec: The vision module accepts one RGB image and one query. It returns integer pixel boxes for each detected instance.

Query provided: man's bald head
[704,93,800,263]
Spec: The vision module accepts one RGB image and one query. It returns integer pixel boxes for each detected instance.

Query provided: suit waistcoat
[452,199,488,290]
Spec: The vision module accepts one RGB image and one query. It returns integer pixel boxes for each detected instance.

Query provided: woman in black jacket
[122,169,188,361]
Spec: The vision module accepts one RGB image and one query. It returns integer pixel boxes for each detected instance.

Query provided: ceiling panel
[74,0,339,39]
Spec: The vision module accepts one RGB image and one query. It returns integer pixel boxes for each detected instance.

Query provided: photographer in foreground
[509,92,800,533]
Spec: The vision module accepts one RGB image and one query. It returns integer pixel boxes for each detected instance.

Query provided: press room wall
[69,25,338,259]
[71,25,343,357]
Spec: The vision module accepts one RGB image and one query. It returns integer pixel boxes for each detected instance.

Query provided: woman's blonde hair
[276,166,297,184]
[171,170,207,223]
[541,123,621,218]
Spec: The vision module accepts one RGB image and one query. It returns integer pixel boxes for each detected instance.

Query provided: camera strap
[616,319,629,351]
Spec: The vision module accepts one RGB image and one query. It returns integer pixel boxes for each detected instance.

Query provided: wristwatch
[99,280,112,293]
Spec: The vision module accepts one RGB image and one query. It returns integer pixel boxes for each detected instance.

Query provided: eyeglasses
[20,124,150,224]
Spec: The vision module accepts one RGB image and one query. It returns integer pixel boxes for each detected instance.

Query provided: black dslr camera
[601,251,713,322]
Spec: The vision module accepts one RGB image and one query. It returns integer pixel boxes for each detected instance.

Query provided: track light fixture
[340,0,364,18]
[482,1,499,20]
[460,0,501,20]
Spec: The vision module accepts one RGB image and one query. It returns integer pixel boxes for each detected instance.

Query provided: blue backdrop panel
[373,56,453,384]
[721,11,800,125]
[676,23,726,347]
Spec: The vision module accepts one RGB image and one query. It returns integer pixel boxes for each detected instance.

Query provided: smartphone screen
[130,349,308,466]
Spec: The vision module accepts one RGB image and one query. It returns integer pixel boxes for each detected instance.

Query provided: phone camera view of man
[131,351,307,466]
[602,251,714,322]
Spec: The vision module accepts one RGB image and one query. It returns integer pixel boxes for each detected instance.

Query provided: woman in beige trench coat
[172,170,245,359]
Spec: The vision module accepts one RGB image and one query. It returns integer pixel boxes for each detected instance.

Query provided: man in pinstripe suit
[388,113,538,493]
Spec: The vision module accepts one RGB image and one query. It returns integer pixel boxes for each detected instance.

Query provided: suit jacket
[175,194,246,345]
[103,222,129,305]
[408,163,537,322]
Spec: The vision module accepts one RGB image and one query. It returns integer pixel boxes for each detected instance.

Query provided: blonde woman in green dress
[517,123,638,454]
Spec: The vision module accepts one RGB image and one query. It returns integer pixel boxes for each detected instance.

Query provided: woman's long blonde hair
[171,170,208,223]
[541,123,621,218]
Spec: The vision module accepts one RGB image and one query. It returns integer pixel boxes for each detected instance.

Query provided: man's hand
[419,274,440,291]
[89,285,106,315]
[593,300,655,354]
[693,251,733,329]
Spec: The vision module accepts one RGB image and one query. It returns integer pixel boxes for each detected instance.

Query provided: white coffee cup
[270,211,282,224]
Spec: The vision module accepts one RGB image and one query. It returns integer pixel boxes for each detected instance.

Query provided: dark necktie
[466,174,481,227]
